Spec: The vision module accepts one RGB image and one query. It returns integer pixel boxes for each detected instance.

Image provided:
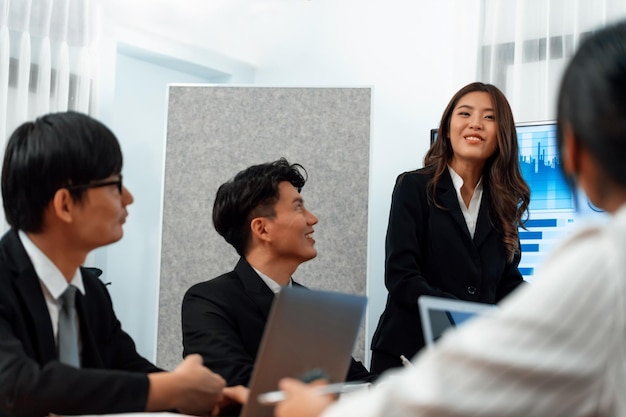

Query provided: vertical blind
[479,0,626,122]
[0,0,100,143]
[0,0,101,232]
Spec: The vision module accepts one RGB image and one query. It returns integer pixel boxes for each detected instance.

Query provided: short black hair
[557,20,626,187]
[213,158,307,256]
[1,111,123,232]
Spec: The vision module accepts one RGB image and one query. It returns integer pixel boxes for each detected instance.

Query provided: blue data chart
[518,213,577,279]
[515,122,606,283]
[517,124,573,210]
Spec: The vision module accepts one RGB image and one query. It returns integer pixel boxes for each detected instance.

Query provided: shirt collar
[18,230,85,299]
[251,266,292,294]
[448,165,483,195]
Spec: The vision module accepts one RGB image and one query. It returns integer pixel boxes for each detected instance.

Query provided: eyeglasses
[65,176,123,194]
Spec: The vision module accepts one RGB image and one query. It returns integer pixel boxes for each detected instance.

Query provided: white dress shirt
[448,165,483,238]
[252,266,292,294]
[323,203,626,417]
[18,230,85,343]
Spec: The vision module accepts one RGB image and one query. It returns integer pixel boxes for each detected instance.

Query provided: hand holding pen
[258,368,369,406]
[273,378,336,417]
[258,381,368,405]
[400,354,414,368]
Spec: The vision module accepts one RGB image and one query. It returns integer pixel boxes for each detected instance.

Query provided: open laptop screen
[418,295,495,347]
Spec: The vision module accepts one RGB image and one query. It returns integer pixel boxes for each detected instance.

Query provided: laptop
[418,295,495,348]
[238,286,367,417]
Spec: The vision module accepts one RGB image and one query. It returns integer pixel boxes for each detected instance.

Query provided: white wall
[92,27,254,362]
[247,0,482,365]
[99,0,481,366]
[107,54,218,361]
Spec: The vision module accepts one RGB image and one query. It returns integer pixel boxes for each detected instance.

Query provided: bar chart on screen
[516,121,607,282]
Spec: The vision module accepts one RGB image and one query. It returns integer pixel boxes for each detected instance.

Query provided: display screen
[515,121,606,282]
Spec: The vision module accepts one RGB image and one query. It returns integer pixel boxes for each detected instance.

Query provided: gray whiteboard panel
[158,86,371,371]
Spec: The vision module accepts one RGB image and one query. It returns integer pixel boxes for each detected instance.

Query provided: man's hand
[211,385,250,416]
[147,354,226,415]
[222,385,249,404]
[173,354,226,415]
[274,378,335,417]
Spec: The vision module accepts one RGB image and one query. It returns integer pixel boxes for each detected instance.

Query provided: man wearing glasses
[0,112,244,416]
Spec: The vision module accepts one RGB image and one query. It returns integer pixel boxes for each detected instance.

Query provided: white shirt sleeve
[323,211,626,417]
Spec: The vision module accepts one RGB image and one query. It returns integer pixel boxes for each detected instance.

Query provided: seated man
[0,111,240,417]
[182,158,376,387]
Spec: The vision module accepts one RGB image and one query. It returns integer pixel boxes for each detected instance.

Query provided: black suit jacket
[0,229,161,417]
[371,168,525,359]
[182,257,376,387]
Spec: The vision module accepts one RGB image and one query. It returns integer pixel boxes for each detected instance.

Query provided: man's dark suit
[182,257,376,387]
[371,168,525,365]
[0,229,161,417]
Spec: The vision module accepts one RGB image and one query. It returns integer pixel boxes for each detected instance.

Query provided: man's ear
[250,217,271,243]
[50,188,75,224]
[561,124,580,178]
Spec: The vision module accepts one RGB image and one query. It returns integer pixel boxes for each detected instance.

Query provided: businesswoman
[370,82,530,374]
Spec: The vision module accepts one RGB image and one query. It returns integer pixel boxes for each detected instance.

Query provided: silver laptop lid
[240,286,367,417]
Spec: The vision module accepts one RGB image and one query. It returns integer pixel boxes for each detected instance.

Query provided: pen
[400,354,413,368]
[257,381,368,405]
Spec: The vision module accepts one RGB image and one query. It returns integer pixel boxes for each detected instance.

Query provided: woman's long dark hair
[424,82,530,262]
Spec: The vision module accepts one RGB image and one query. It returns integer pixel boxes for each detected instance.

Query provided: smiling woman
[370,82,531,374]
[448,91,499,183]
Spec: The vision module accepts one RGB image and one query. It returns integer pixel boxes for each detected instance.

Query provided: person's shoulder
[80,269,121,306]
[524,212,626,332]
[534,215,617,287]
[396,167,432,184]
[602,207,626,271]
[0,229,27,272]
[392,168,432,196]
[609,204,626,238]
[80,267,107,288]
[184,270,240,297]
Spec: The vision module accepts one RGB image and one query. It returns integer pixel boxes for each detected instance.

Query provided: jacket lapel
[234,258,275,319]
[74,268,104,368]
[473,181,493,248]
[3,230,58,363]
[437,170,471,239]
